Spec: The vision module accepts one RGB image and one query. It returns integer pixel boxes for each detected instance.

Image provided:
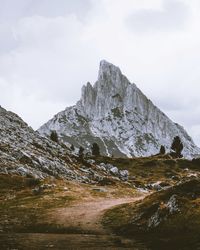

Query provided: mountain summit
[38,61,200,158]
[79,60,133,119]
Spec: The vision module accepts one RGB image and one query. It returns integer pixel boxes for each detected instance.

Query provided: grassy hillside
[103,179,200,249]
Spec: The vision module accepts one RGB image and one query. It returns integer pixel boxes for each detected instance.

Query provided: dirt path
[49,196,145,234]
[1,196,148,249]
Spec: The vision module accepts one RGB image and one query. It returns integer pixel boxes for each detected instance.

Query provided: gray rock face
[166,195,180,214]
[0,106,118,182]
[147,194,180,229]
[38,60,200,158]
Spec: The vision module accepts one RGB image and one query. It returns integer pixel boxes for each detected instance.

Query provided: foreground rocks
[95,162,129,181]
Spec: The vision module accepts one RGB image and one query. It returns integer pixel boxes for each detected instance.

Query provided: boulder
[110,166,119,175]
[119,170,129,180]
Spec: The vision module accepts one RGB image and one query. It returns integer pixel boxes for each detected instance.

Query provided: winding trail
[1,195,148,249]
[50,196,145,234]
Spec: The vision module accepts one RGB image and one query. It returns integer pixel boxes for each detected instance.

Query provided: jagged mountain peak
[98,60,122,80]
[38,61,200,158]
[79,61,135,119]
[82,60,132,97]
[97,60,130,89]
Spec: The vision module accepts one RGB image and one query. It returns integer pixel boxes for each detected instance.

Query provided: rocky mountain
[0,106,124,182]
[38,60,200,158]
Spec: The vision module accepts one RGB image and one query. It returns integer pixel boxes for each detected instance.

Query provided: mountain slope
[0,106,118,183]
[38,60,200,158]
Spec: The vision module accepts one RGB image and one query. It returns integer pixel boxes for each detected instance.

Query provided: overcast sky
[0,0,200,145]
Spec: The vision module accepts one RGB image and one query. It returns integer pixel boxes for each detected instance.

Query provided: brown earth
[48,196,145,235]
[0,195,148,249]
[0,175,148,249]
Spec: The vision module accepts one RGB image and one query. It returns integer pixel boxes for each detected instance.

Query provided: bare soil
[0,195,147,249]
[48,196,145,234]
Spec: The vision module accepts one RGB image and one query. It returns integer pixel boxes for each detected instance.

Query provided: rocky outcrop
[0,106,122,183]
[38,60,200,158]
[147,194,180,229]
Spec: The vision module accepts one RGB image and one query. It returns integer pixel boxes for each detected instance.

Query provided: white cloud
[127,0,189,33]
[0,12,100,128]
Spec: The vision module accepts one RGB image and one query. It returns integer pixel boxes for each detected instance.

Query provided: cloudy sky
[1,0,200,145]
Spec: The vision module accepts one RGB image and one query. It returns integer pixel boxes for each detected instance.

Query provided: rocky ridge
[38,60,200,158]
[0,106,126,182]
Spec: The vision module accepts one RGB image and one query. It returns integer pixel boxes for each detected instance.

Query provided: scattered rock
[110,166,119,175]
[171,175,180,181]
[119,170,129,180]
[137,187,149,193]
[40,184,56,190]
[17,167,29,177]
[146,181,170,191]
[148,210,161,228]
[32,186,42,195]
[105,164,115,170]
[166,194,180,214]
[87,159,95,164]
[96,164,107,172]
[187,172,198,178]
[80,168,91,174]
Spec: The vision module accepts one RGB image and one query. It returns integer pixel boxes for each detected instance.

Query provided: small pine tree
[91,143,100,156]
[78,146,84,159]
[170,136,183,158]
[159,145,166,155]
[50,130,58,143]
[70,144,75,151]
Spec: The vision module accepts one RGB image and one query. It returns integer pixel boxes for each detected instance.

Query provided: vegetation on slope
[92,155,200,189]
[103,179,200,249]
[0,173,138,234]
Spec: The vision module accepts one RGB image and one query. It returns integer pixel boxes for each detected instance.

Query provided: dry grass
[0,173,139,234]
[102,179,200,249]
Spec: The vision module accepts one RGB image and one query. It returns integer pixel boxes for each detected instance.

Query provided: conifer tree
[170,136,183,158]
[159,145,166,155]
[70,144,75,151]
[50,130,58,143]
[91,143,100,156]
[78,146,84,159]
